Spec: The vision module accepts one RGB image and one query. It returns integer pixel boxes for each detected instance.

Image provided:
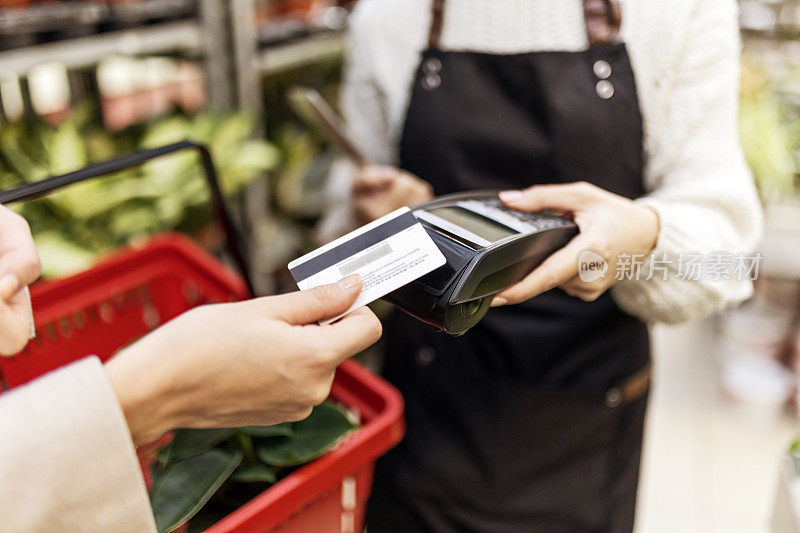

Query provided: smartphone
[287,86,368,167]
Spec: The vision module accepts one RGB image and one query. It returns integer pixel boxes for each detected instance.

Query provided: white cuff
[23,286,35,339]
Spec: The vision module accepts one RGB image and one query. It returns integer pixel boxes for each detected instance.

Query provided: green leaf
[790,437,800,455]
[0,124,49,182]
[165,429,235,465]
[208,113,254,157]
[231,463,277,484]
[140,115,192,148]
[108,205,162,240]
[256,404,357,467]
[240,424,294,438]
[33,232,96,278]
[45,120,87,175]
[151,449,242,533]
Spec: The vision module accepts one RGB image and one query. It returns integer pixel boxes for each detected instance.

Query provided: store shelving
[740,0,800,38]
[231,0,351,113]
[0,20,203,74]
[0,0,233,111]
[256,31,346,76]
[0,1,351,293]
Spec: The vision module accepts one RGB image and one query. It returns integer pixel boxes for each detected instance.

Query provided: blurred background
[0,0,800,530]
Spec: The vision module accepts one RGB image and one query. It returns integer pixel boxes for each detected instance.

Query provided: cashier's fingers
[560,275,607,302]
[492,235,589,306]
[310,307,383,365]
[352,165,397,194]
[499,181,605,213]
[262,275,363,325]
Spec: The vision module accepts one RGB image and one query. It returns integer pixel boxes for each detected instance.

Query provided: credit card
[288,207,446,324]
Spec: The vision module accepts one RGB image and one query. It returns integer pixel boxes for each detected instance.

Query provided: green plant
[0,104,280,277]
[739,56,799,201]
[790,436,800,456]
[149,402,358,533]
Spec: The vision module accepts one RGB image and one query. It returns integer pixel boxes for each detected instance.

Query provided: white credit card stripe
[339,242,393,277]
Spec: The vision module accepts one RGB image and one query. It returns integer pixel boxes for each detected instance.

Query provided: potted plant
[149,402,359,533]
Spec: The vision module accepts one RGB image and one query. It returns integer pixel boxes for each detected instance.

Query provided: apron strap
[427,0,622,50]
[428,0,445,49]
[584,0,622,46]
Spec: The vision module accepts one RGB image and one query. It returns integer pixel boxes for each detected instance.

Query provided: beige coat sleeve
[0,356,156,532]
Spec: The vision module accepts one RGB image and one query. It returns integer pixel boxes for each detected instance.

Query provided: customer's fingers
[314,307,382,365]
[492,235,588,306]
[0,248,40,290]
[0,274,20,302]
[0,207,41,287]
[0,300,30,356]
[263,275,362,325]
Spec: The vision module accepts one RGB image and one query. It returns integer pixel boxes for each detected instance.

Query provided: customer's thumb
[271,274,362,325]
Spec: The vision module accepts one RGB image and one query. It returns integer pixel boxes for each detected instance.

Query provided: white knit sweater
[324,0,763,324]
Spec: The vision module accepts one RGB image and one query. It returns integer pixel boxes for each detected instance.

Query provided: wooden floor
[636,320,798,532]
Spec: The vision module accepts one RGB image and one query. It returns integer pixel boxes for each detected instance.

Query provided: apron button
[423,57,442,73]
[605,388,623,408]
[421,73,441,90]
[415,346,436,366]
[593,59,612,79]
[596,80,615,99]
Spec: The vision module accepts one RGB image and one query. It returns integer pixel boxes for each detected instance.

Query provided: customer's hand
[492,182,659,306]
[106,275,382,445]
[0,206,41,355]
[353,165,433,223]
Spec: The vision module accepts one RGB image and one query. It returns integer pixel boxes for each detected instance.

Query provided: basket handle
[0,140,255,296]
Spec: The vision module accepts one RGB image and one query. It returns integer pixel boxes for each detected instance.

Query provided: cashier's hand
[492,182,659,306]
[0,205,41,356]
[106,275,382,445]
[352,165,434,223]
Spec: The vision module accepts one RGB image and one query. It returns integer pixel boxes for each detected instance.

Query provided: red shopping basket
[0,234,248,388]
[0,143,405,532]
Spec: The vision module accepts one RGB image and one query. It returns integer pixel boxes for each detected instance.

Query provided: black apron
[367,1,651,531]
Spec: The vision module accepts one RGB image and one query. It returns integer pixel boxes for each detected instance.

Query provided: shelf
[255,31,346,75]
[0,20,203,75]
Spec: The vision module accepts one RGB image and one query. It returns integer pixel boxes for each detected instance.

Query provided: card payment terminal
[384,191,578,335]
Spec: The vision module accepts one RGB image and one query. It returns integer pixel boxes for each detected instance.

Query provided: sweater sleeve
[612,0,764,324]
[316,4,395,242]
[0,357,156,533]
